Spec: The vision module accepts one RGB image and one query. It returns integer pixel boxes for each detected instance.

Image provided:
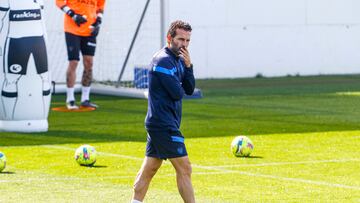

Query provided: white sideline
[43,145,144,161]
[216,158,360,168]
[191,164,360,190]
[17,145,360,191]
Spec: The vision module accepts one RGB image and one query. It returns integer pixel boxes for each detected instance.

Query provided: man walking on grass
[131,20,196,203]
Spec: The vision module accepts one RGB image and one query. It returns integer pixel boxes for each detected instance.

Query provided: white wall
[166,0,360,78]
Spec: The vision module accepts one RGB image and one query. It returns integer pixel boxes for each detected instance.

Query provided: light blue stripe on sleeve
[171,136,184,143]
[153,66,177,76]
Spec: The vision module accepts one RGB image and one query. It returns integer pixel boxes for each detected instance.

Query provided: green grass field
[1,75,360,202]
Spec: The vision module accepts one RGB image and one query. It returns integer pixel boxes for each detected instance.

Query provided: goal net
[44,0,162,98]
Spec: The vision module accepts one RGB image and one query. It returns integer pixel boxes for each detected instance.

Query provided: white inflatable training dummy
[0,0,51,132]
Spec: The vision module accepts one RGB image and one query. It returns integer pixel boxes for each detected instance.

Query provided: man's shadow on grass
[235,155,263,159]
[79,165,108,168]
[0,171,16,174]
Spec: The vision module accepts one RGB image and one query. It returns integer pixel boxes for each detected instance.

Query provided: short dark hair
[167,20,192,38]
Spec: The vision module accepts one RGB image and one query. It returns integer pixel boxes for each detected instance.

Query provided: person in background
[56,0,106,109]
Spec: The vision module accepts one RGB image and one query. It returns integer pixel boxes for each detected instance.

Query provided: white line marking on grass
[192,164,360,191]
[98,151,143,161]
[42,145,360,191]
[41,145,143,161]
[216,158,360,168]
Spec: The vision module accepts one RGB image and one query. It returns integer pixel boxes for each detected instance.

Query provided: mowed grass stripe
[2,75,360,201]
[41,144,360,191]
[0,171,236,183]
[0,161,221,203]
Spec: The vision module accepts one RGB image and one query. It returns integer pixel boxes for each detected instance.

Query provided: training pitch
[1,75,360,202]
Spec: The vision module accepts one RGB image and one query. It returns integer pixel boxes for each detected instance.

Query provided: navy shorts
[146,130,188,159]
[65,32,96,61]
[7,36,48,75]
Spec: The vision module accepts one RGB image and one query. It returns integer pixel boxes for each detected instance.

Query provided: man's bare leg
[66,60,78,105]
[81,55,93,103]
[66,60,78,88]
[170,156,195,203]
[132,156,163,202]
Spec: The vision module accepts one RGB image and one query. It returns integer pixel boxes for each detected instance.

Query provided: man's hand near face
[179,47,192,68]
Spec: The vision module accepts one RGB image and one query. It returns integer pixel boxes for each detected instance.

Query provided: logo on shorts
[87,42,96,47]
[177,147,184,154]
[9,64,22,73]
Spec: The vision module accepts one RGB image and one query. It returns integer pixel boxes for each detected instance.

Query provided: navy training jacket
[145,47,195,132]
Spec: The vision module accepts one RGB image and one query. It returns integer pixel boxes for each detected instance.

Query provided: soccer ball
[231,136,254,157]
[0,151,6,172]
[74,145,97,166]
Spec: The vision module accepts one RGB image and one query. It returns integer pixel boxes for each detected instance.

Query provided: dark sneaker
[81,100,98,108]
[66,100,79,110]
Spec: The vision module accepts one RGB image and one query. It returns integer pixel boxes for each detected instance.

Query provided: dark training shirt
[145,47,195,132]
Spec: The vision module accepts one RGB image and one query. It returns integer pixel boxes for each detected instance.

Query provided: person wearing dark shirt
[131,20,195,203]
